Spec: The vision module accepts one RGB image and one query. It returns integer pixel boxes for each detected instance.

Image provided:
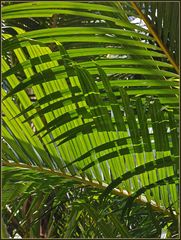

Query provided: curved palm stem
[131,2,179,74]
[3,160,177,218]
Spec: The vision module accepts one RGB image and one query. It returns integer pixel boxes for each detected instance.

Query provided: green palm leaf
[2,1,179,238]
[136,2,179,65]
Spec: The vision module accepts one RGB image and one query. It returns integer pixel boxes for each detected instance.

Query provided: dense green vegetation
[2,1,179,238]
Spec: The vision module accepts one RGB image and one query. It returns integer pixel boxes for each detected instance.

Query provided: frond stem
[2,160,177,218]
[131,2,179,74]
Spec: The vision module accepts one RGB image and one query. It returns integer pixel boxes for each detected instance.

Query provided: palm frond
[2,1,179,238]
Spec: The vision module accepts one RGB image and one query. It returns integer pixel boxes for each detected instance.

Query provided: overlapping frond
[2,1,179,238]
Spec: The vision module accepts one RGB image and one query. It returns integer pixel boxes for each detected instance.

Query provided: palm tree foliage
[2,1,179,238]
[136,1,179,65]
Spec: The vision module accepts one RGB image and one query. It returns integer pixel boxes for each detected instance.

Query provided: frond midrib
[2,160,177,218]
